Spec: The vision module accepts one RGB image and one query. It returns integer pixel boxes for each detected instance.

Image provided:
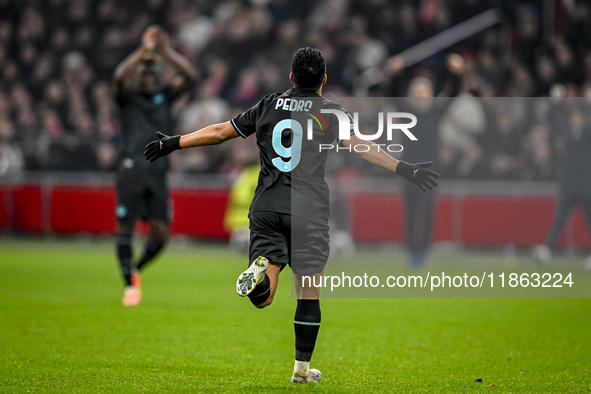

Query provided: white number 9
[271,119,303,172]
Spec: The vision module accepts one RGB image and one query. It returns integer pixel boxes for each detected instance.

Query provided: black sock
[294,299,321,362]
[116,235,133,287]
[248,274,271,306]
[136,239,164,271]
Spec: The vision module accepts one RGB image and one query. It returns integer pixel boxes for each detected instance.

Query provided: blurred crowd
[1,0,591,181]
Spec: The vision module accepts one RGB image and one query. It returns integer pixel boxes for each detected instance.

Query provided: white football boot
[290,368,322,383]
[236,256,269,296]
[290,361,321,383]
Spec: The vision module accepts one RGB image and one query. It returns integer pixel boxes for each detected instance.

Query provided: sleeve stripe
[231,119,248,138]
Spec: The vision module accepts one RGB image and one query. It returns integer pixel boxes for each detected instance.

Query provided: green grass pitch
[1,237,590,393]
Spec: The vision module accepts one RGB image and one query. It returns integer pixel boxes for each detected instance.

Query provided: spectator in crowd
[0,0,590,182]
[0,135,23,179]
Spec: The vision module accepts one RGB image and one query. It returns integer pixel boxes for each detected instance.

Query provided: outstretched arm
[341,134,439,192]
[156,30,197,94]
[179,121,238,147]
[144,121,239,162]
[341,135,399,173]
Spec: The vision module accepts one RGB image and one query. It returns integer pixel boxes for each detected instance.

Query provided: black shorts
[249,211,330,275]
[115,167,171,223]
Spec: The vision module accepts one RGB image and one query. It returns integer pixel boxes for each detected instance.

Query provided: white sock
[294,360,309,374]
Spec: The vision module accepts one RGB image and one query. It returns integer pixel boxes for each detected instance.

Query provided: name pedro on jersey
[275,98,313,112]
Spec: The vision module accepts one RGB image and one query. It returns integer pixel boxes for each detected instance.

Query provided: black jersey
[117,84,179,172]
[231,88,351,225]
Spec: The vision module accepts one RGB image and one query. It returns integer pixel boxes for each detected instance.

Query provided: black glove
[144,131,182,162]
[396,161,440,192]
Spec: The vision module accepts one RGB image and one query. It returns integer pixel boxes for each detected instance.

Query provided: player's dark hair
[291,47,326,90]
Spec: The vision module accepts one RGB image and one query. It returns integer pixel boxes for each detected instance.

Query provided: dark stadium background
[0,0,590,249]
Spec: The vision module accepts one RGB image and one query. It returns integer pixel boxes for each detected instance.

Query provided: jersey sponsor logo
[123,158,135,169]
[116,205,128,219]
[153,94,165,105]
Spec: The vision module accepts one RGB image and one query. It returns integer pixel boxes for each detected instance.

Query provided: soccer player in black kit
[114,25,196,306]
[145,48,439,382]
